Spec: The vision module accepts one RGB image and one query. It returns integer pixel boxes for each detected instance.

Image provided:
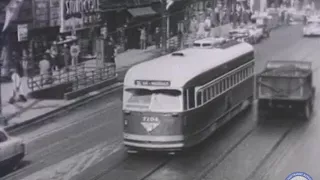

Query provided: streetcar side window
[188,88,195,109]
[227,77,231,89]
[214,84,218,96]
[240,70,244,81]
[219,81,223,93]
[183,89,188,110]
[209,86,213,98]
[203,90,208,103]
[223,79,227,91]
[197,91,202,106]
[195,61,255,107]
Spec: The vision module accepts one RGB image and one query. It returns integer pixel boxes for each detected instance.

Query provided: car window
[0,131,8,143]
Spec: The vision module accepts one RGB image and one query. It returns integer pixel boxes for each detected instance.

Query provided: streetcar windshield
[124,88,182,112]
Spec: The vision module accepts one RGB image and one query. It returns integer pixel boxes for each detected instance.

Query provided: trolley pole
[161,0,168,54]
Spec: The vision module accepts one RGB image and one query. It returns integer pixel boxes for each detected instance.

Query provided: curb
[5,82,124,133]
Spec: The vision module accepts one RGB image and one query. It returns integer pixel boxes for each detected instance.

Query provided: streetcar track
[245,121,298,180]
[88,154,131,180]
[140,158,173,180]
[88,107,254,180]
[247,90,320,180]
[2,109,120,180]
[194,125,256,180]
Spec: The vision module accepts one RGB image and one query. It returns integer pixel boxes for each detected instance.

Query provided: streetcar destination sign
[135,80,171,87]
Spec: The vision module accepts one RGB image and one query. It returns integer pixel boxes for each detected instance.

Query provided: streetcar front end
[122,82,186,151]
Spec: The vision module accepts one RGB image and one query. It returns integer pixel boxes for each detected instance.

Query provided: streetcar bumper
[123,133,185,151]
[257,98,307,116]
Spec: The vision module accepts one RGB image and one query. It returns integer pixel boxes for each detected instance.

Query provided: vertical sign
[50,0,60,26]
[17,24,28,42]
[33,0,50,28]
[60,0,101,33]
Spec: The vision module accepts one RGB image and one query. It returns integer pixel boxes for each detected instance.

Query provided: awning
[127,7,157,17]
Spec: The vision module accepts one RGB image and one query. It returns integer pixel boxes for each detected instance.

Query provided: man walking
[9,63,27,104]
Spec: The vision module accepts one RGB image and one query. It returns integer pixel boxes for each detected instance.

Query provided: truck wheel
[302,103,311,120]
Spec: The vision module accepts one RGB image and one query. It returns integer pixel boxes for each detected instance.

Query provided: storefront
[60,0,102,56]
[100,0,160,50]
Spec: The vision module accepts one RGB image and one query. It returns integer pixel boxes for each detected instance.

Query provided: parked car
[0,127,26,172]
[303,18,320,36]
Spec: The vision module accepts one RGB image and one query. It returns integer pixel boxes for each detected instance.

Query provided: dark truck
[257,60,316,120]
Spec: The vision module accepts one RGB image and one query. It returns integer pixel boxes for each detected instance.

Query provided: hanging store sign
[17,24,28,42]
[33,0,50,28]
[60,0,101,33]
[50,0,60,26]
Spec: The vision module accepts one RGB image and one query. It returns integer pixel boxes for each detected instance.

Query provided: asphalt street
[1,24,319,180]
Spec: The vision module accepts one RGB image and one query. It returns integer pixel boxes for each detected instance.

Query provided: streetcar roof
[124,42,254,88]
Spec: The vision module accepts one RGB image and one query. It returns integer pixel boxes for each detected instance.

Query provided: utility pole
[212,0,217,27]
[161,0,168,54]
[0,31,7,126]
[0,62,6,126]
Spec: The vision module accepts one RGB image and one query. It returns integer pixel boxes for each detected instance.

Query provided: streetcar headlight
[124,119,128,125]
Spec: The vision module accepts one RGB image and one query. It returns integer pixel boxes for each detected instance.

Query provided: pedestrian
[204,16,212,37]
[139,26,146,50]
[105,38,116,64]
[63,44,70,71]
[39,54,52,85]
[196,19,206,39]
[9,63,27,104]
[70,41,80,66]
[303,15,307,25]
[154,27,161,48]
[50,41,59,71]
[21,49,29,77]
[177,30,183,49]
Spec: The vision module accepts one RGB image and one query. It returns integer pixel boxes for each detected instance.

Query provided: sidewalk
[1,46,162,129]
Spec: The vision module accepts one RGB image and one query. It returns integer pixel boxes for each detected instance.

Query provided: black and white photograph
[0,0,319,179]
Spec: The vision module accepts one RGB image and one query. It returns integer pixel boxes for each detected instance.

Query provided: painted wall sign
[60,0,101,32]
[33,0,50,28]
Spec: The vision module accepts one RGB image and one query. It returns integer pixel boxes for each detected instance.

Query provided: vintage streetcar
[122,39,255,152]
[257,61,315,120]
